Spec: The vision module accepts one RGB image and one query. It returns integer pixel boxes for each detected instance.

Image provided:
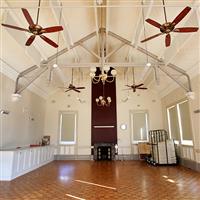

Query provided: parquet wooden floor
[0,161,200,200]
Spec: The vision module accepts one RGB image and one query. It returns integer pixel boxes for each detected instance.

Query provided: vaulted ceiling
[0,0,199,98]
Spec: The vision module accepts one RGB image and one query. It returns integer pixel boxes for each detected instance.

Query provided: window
[59,111,77,145]
[178,101,193,141]
[167,100,193,145]
[167,106,180,141]
[130,110,149,143]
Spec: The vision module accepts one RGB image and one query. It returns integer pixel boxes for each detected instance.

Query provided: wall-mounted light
[146,62,151,67]
[96,0,103,5]
[53,63,58,68]
[11,93,22,102]
[186,91,195,100]
[120,124,127,130]
[77,97,86,104]
[194,109,200,114]
[122,95,131,102]
[0,110,10,115]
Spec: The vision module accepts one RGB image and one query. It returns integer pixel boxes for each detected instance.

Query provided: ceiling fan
[1,0,63,48]
[141,0,199,47]
[125,68,147,92]
[61,69,86,93]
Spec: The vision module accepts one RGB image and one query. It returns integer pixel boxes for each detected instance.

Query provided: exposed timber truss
[14,28,192,95]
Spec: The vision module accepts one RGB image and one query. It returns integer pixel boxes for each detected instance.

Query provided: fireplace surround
[93,143,116,161]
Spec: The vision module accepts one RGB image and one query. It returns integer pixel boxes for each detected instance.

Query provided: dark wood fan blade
[73,89,81,93]
[165,34,171,47]
[65,89,71,92]
[22,8,34,26]
[42,26,63,33]
[138,87,148,90]
[1,24,29,32]
[123,88,132,90]
[135,83,144,88]
[173,27,199,32]
[141,33,163,43]
[172,6,191,26]
[75,87,85,89]
[125,85,132,87]
[25,35,36,46]
[146,19,161,28]
[40,35,58,48]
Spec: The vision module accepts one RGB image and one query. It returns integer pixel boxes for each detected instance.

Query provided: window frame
[167,100,193,146]
[130,110,149,144]
[58,111,78,145]
[167,105,180,144]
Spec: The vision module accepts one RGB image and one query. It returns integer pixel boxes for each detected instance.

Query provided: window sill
[59,142,76,145]
[181,144,193,147]
[132,140,149,144]
[181,140,193,146]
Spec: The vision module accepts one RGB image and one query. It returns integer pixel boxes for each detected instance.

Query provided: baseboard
[116,154,139,160]
[54,154,139,161]
[179,158,200,172]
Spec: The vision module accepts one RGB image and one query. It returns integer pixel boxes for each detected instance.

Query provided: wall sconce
[186,91,195,100]
[11,93,22,102]
[194,109,200,114]
[77,97,86,104]
[120,124,127,130]
[96,0,103,5]
[0,110,10,115]
[122,95,131,103]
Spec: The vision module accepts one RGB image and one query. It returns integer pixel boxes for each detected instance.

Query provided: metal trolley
[147,129,177,166]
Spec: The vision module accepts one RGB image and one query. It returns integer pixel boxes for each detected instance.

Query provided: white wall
[43,76,91,156]
[116,75,163,155]
[161,75,200,163]
[0,73,46,149]
[44,74,163,156]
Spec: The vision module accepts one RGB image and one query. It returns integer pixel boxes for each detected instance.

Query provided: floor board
[0,160,200,200]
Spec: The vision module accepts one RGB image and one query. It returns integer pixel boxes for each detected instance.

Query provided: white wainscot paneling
[132,144,139,155]
[195,149,200,163]
[77,146,91,155]
[118,146,131,155]
[58,145,76,155]
[182,146,194,160]
[0,151,14,180]
[0,146,55,181]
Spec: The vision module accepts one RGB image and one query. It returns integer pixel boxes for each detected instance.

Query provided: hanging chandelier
[95,82,111,107]
[96,96,111,107]
[90,65,117,85]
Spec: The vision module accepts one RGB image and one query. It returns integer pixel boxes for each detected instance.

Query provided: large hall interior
[0,0,200,199]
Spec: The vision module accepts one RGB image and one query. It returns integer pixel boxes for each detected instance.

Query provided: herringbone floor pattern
[0,161,200,200]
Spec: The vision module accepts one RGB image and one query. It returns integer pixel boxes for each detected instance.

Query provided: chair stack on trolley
[138,129,177,166]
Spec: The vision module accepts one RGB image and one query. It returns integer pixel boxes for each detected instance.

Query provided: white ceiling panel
[0,0,199,97]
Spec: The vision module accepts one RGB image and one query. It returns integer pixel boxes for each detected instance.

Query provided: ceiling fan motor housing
[160,22,175,33]
[29,24,43,35]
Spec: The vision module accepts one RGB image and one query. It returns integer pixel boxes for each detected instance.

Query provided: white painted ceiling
[0,0,199,98]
